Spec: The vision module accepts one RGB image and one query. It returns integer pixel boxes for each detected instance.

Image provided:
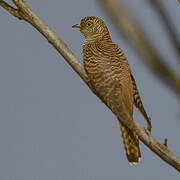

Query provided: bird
[72,16,151,164]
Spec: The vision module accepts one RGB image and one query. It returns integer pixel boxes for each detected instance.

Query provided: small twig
[149,0,180,57]
[98,0,180,96]
[1,0,180,172]
[0,0,22,19]
[164,138,168,147]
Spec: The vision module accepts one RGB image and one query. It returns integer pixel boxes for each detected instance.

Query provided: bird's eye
[86,21,93,27]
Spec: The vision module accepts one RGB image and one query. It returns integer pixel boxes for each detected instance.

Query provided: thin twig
[0,0,22,19]
[98,0,180,96]
[1,0,180,172]
[163,138,168,147]
[149,0,180,57]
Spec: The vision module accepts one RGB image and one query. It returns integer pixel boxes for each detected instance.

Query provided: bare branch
[149,0,180,57]
[1,0,180,172]
[98,0,180,96]
[137,126,180,171]
[1,0,89,84]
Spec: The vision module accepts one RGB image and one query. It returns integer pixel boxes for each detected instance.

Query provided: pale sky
[0,0,179,179]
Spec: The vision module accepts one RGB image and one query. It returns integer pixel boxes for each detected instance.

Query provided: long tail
[118,119,141,165]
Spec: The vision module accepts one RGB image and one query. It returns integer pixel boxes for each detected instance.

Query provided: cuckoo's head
[72,16,110,40]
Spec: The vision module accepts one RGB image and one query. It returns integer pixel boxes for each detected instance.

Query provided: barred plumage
[131,74,152,131]
[73,16,151,164]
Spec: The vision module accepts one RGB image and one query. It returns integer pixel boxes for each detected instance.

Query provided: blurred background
[0,0,179,179]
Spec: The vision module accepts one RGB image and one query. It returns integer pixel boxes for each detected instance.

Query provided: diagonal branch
[98,0,180,96]
[1,0,180,172]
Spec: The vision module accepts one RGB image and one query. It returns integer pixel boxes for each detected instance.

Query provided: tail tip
[129,157,141,166]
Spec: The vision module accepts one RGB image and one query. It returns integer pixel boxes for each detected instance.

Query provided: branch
[0,0,22,19]
[149,0,180,57]
[1,0,89,84]
[1,0,180,172]
[98,0,180,96]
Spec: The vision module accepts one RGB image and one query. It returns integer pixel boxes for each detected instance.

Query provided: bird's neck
[83,32,112,46]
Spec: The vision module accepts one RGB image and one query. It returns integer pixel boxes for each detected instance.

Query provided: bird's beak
[72,24,81,28]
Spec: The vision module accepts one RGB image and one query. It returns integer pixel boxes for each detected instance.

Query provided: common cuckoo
[72,16,151,164]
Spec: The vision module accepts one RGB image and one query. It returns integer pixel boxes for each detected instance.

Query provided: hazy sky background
[0,0,180,179]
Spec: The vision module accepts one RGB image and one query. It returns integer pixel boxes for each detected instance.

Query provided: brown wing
[106,42,134,117]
